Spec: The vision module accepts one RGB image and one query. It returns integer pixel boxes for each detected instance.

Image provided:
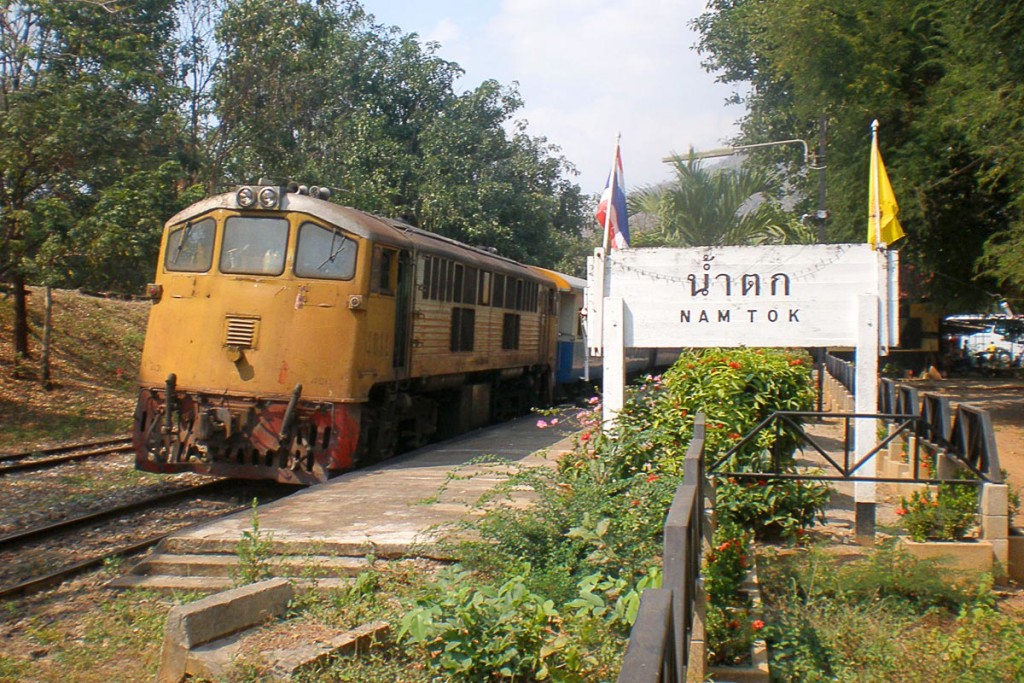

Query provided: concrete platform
[114,412,578,590]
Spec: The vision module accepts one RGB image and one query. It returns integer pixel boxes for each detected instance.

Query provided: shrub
[609,348,829,540]
[897,483,979,542]
[704,523,761,665]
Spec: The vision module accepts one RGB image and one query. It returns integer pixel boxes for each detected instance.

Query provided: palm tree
[628,156,813,247]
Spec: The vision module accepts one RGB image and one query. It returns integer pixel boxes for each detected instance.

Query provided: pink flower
[587,396,600,405]
[536,419,548,429]
[550,418,559,426]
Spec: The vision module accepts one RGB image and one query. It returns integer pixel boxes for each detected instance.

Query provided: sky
[358,0,743,196]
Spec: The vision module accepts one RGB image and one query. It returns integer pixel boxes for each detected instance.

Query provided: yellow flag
[868,123,906,249]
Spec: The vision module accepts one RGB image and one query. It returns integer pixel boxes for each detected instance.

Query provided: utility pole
[815,114,828,413]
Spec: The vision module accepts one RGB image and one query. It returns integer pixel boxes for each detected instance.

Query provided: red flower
[631,499,640,507]
[895,506,907,516]
[727,620,740,630]
[729,432,741,441]
[579,432,591,443]
[789,358,803,366]
[729,361,742,369]
[647,473,658,483]
[752,619,765,631]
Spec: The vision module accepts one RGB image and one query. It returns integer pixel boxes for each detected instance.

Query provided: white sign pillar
[602,297,625,429]
[854,293,879,542]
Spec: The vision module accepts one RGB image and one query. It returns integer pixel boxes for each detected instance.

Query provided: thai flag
[596,143,629,249]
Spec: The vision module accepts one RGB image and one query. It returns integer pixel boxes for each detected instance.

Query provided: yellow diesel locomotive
[133,182,579,484]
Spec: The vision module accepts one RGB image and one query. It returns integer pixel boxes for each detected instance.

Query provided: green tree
[628,157,813,247]
[693,0,1019,308]
[1,0,187,356]
[211,0,585,268]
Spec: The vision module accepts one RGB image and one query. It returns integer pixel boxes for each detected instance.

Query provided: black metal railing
[876,384,1002,484]
[708,405,1001,485]
[618,415,707,683]
[825,353,855,393]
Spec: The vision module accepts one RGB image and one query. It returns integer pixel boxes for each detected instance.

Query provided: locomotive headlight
[236,186,256,208]
[258,186,279,209]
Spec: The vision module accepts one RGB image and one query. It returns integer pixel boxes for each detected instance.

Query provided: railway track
[0,479,289,600]
[0,436,134,475]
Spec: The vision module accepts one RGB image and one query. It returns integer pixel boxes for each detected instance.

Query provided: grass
[759,543,1024,682]
[0,588,198,683]
[0,287,149,450]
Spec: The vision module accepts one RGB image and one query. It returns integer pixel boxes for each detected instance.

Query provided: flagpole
[872,119,891,355]
[602,133,620,250]
[871,119,883,249]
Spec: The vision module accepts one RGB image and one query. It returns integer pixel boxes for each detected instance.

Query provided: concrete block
[936,452,958,480]
[1009,531,1024,583]
[185,620,390,683]
[989,538,1009,576]
[981,514,1008,541]
[899,538,993,575]
[981,484,1009,517]
[157,578,294,683]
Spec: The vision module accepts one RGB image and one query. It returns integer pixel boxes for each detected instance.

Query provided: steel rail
[0,480,230,551]
[0,436,132,463]
[0,506,249,601]
[0,439,134,475]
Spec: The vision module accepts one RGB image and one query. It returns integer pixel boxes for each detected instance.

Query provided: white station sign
[600,244,885,348]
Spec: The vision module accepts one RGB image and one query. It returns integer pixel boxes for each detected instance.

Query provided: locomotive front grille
[225,315,259,349]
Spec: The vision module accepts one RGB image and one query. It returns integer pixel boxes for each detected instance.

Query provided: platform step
[108,573,351,594]
[132,553,372,578]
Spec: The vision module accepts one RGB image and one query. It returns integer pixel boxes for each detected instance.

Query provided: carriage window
[463,266,478,304]
[450,307,475,352]
[492,274,505,308]
[502,313,521,349]
[294,222,356,280]
[479,272,491,305]
[165,218,215,273]
[221,216,289,275]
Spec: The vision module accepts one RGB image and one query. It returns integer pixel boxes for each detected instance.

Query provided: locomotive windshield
[294,222,357,280]
[165,218,215,272]
[220,216,288,275]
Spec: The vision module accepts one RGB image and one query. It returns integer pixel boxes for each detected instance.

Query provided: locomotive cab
[134,184,411,484]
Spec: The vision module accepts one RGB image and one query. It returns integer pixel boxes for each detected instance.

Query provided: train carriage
[134,183,562,484]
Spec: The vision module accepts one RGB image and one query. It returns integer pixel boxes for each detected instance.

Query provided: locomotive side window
[479,272,491,305]
[165,218,215,272]
[371,247,394,294]
[295,222,356,280]
[430,257,441,299]
[505,278,518,309]
[492,274,505,307]
[221,216,288,275]
[463,266,478,304]
[450,307,475,352]
[502,313,521,349]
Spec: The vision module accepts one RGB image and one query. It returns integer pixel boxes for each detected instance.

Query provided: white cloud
[423,18,461,48]
[360,0,742,193]
[475,0,740,192]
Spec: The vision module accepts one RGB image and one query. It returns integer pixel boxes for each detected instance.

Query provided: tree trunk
[41,286,52,390]
[12,272,30,359]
